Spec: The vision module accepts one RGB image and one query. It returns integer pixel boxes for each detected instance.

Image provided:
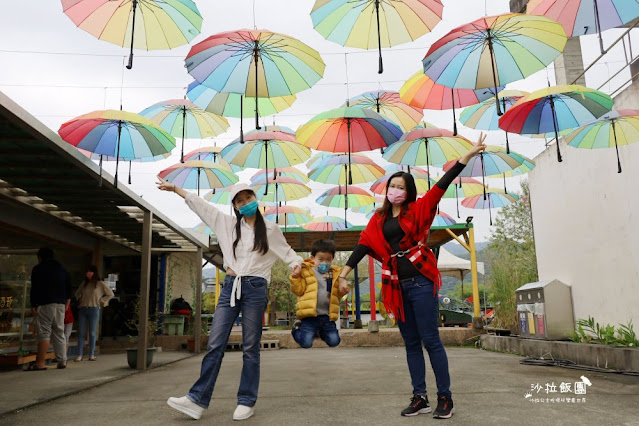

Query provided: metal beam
[136,210,152,370]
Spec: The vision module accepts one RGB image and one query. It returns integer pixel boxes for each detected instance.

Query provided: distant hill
[443,241,489,260]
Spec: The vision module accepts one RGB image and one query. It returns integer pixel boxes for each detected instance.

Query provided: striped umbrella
[140,100,229,162]
[499,85,613,162]
[437,176,486,218]
[77,148,170,185]
[183,146,242,172]
[251,167,309,184]
[316,185,375,225]
[306,152,336,169]
[191,222,212,234]
[400,70,502,134]
[308,153,385,185]
[264,205,312,230]
[158,161,238,196]
[462,190,520,225]
[252,176,311,204]
[432,211,456,227]
[302,215,353,231]
[564,109,639,173]
[347,90,423,131]
[203,184,234,205]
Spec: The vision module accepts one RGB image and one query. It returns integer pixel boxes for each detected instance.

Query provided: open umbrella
[527,0,639,54]
[78,148,169,185]
[302,215,353,231]
[432,211,456,227]
[311,0,443,73]
[158,161,238,196]
[400,70,502,134]
[191,222,213,234]
[423,13,567,116]
[62,0,202,69]
[347,90,423,131]
[252,176,311,204]
[459,89,529,153]
[203,184,234,205]
[499,85,613,162]
[139,100,229,162]
[183,146,242,172]
[263,205,312,230]
[251,167,309,184]
[306,152,336,169]
[316,185,375,225]
[59,110,175,187]
[437,176,485,218]
[308,153,385,185]
[564,109,639,173]
[462,190,519,225]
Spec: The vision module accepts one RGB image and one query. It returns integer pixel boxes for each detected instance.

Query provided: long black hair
[81,265,101,289]
[376,171,418,218]
[231,191,269,258]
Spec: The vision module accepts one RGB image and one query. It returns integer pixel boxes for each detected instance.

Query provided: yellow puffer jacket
[289,259,342,321]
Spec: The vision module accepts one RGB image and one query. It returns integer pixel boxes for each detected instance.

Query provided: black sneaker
[433,395,454,419]
[400,394,431,417]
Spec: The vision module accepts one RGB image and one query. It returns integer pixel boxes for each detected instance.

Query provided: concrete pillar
[194,248,203,354]
[136,210,152,370]
[554,37,586,86]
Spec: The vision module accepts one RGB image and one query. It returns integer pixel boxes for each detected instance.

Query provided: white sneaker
[167,396,204,420]
[233,405,254,420]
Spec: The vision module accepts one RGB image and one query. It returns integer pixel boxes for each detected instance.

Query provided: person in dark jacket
[29,247,71,370]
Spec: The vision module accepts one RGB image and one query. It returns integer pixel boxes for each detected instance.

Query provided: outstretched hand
[460,132,487,164]
[291,265,301,279]
[156,178,175,192]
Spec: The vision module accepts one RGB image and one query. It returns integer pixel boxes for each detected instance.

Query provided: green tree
[202,293,216,314]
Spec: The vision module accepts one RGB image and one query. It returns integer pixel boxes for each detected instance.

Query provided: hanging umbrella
[347,90,423,131]
[77,148,169,185]
[203,185,235,205]
[414,121,439,129]
[462,190,520,225]
[157,161,239,196]
[139,100,229,162]
[185,29,325,138]
[382,127,472,186]
[316,185,375,225]
[422,13,567,116]
[437,176,485,218]
[252,176,311,204]
[459,89,529,153]
[251,166,309,184]
[62,0,202,69]
[302,215,353,231]
[263,205,312,230]
[183,146,242,172]
[432,211,456,227]
[308,153,385,185]
[311,0,444,73]
[370,169,435,195]
[564,109,639,173]
[59,110,175,187]
[499,85,613,162]
[527,0,639,54]
[191,222,213,234]
[400,71,502,135]
[306,152,337,169]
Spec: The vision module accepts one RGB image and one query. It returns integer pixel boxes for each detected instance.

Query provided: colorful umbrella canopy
[182,146,242,172]
[302,215,353,231]
[564,109,639,173]
[251,176,311,203]
[459,89,529,152]
[191,222,213,234]
[437,176,486,218]
[370,169,435,195]
[250,167,309,184]
[306,152,336,169]
[462,190,520,225]
[263,205,312,229]
[62,0,202,69]
[140,100,229,162]
[78,148,169,185]
[185,29,325,130]
[311,0,443,73]
[347,91,423,131]
[157,161,239,196]
[432,211,456,227]
[316,185,375,225]
[203,185,234,205]
[423,13,567,115]
[59,109,175,187]
[499,85,613,162]
[400,71,502,134]
[527,0,639,53]
[308,153,385,185]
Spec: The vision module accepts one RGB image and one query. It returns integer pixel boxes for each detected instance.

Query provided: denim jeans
[188,275,268,409]
[396,276,451,398]
[292,315,340,348]
[77,307,100,357]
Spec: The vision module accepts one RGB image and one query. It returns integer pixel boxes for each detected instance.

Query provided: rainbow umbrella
[400,71,502,134]
[157,161,238,196]
[306,152,336,169]
[499,85,613,162]
[370,169,435,195]
[203,185,235,205]
[308,153,385,185]
[59,110,175,187]
[347,90,423,131]
[77,148,169,185]
[311,0,443,73]
[462,190,520,225]
[438,176,485,218]
[564,109,639,173]
[183,146,242,172]
[423,13,567,116]
[139,100,229,162]
[251,167,309,184]
[432,211,456,227]
[252,176,311,204]
[191,222,213,234]
[302,215,353,231]
[527,0,639,54]
[382,127,472,185]
[62,0,202,69]
[185,29,325,133]
[316,185,375,225]
[459,89,529,153]
[264,205,312,230]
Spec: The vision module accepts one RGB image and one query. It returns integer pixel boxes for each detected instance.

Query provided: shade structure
[399,71,503,134]
[370,169,435,195]
[191,222,213,234]
[459,89,529,152]
[182,146,242,172]
[423,13,567,115]
[251,176,311,204]
[564,109,639,173]
[250,166,309,184]
[527,0,639,53]
[308,153,385,185]
[186,81,297,118]
[347,90,423,131]
[264,205,312,229]
[140,99,229,162]
[62,0,202,69]
[157,161,239,196]
[59,109,175,187]
[499,85,613,162]
[438,176,485,217]
[462,190,520,225]
[302,215,353,231]
[311,0,443,73]
[432,211,456,227]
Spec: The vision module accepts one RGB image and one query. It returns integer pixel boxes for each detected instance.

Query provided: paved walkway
[1,347,638,425]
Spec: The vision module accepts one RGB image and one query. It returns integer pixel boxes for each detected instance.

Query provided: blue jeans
[292,315,340,348]
[188,275,268,409]
[77,307,100,357]
[396,276,451,398]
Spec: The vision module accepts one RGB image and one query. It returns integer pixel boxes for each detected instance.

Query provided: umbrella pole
[128,161,132,185]
[487,34,503,116]
[593,0,606,54]
[180,106,187,162]
[98,155,103,187]
[451,89,458,136]
[264,140,269,195]
[125,0,138,69]
[503,172,507,193]
[375,0,383,74]
[480,152,486,200]
[197,167,200,196]
[455,183,460,218]
[240,96,244,143]
[488,195,493,226]
[275,182,279,222]
[253,41,261,130]
[347,119,353,185]
[114,120,122,188]
[425,138,431,190]
[611,120,622,173]
[505,132,510,154]
[548,96,563,162]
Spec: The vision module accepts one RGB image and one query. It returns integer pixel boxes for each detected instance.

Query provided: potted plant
[125,294,159,369]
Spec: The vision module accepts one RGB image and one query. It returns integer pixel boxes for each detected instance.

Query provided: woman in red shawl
[338,134,486,420]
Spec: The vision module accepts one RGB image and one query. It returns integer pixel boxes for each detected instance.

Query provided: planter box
[126,348,157,369]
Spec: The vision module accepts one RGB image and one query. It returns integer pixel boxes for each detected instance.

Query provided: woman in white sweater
[158,181,302,422]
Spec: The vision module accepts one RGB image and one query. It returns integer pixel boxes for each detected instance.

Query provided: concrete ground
[1,347,638,425]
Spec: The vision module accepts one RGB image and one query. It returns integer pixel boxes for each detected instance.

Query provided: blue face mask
[316,262,331,274]
[238,200,259,217]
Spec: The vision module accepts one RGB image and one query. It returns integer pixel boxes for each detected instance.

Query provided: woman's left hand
[291,265,301,279]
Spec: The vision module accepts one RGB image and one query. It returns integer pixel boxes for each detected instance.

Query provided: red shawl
[358,186,445,321]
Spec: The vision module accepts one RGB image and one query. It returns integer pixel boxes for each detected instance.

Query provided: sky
[0,0,635,242]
